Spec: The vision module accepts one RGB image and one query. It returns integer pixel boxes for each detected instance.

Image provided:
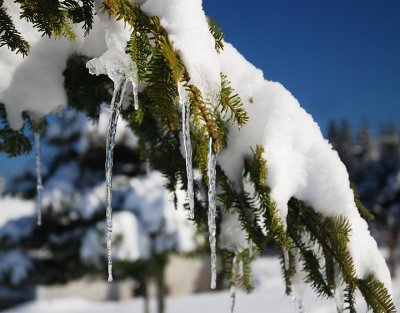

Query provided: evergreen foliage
[0,0,30,55]
[0,104,31,156]
[0,2,397,312]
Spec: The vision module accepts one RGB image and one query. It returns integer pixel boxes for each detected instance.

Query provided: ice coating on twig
[179,84,195,219]
[34,132,43,226]
[208,137,217,289]
[86,31,139,109]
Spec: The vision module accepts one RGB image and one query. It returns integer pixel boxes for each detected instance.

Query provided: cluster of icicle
[178,83,219,289]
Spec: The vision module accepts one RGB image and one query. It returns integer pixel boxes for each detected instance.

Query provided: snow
[218,42,393,293]
[0,197,34,227]
[3,258,400,313]
[0,250,32,286]
[0,3,116,130]
[0,217,33,244]
[80,172,196,265]
[141,0,221,97]
[219,211,247,252]
[81,211,150,265]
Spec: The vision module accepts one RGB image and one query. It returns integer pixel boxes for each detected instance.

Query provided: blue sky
[204,0,400,134]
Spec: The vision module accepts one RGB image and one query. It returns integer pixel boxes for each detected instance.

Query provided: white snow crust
[134,0,221,97]
[218,42,392,293]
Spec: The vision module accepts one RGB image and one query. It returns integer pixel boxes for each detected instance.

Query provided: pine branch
[219,74,248,128]
[278,248,296,295]
[158,36,185,84]
[344,284,357,313]
[223,249,254,293]
[65,0,94,35]
[145,48,180,131]
[126,31,152,82]
[102,0,138,25]
[0,104,32,156]
[351,183,374,221]
[208,20,224,52]
[358,275,396,312]
[0,0,30,56]
[218,171,269,253]
[246,146,291,249]
[288,198,396,312]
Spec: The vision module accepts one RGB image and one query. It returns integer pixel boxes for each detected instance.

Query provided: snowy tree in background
[0,0,396,312]
[0,107,197,313]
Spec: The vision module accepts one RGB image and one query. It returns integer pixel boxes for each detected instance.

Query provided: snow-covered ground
[4,257,399,313]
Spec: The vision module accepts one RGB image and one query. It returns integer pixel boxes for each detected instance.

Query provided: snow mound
[218,42,392,293]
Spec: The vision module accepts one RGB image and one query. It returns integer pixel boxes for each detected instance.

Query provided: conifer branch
[0,104,31,156]
[223,249,254,293]
[208,20,224,52]
[246,146,291,249]
[219,74,249,128]
[351,183,374,221]
[0,0,30,56]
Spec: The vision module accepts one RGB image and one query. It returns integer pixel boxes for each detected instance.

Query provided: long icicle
[132,82,139,111]
[105,78,129,283]
[292,251,306,313]
[34,132,43,226]
[208,137,217,289]
[334,268,345,313]
[179,85,195,219]
[293,296,306,313]
[230,255,238,313]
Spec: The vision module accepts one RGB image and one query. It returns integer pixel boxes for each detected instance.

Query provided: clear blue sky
[204,0,400,134]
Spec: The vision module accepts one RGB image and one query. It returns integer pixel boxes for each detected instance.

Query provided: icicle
[248,239,253,258]
[334,289,345,313]
[292,250,306,313]
[105,78,130,283]
[132,82,139,110]
[34,132,43,226]
[230,255,238,313]
[86,24,138,283]
[179,84,195,219]
[230,284,236,313]
[207,137,217,289]
[293,296,306,313]
[283,248,290,271]
[334,269,345,313]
